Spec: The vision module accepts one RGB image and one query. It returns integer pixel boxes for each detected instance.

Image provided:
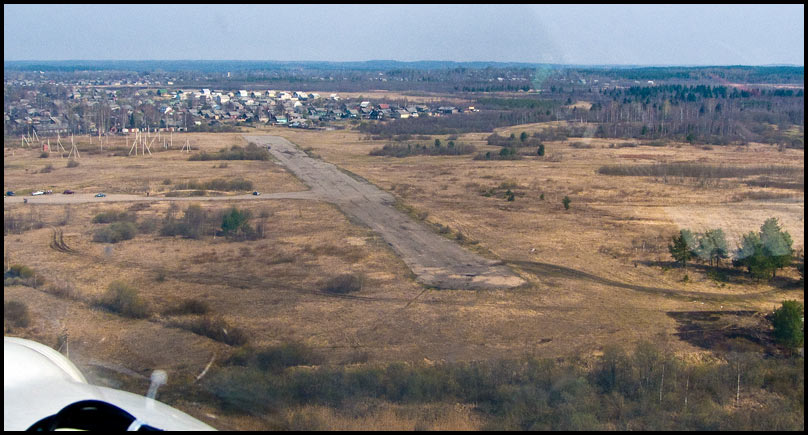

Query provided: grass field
[4,125,804,429]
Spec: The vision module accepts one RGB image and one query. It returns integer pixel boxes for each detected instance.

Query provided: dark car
[63,190,74,194]
[6,191,14,196]
[95,193,106,198]
[252,191,261,196]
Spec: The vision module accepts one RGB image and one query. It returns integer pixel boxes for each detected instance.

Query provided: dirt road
[245,135,525,290]
[3,191,317,205]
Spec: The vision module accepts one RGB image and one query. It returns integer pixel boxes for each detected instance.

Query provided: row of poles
[18,127,192,158]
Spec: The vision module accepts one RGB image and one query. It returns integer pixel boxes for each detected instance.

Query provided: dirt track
[3,191,316,205]
[245,135,525,290]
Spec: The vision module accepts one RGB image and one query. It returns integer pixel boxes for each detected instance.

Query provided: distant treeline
[575,66,804,83]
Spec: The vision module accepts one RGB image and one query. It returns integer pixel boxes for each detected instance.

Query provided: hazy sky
[4,4,804,65]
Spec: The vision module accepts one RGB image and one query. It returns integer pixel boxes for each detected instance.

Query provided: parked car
[44,190,53,195]
[5,191,14,196]
[63,190,74,195]
[95,193,106,198]
[32,191,45,196]
[252,191,261,196]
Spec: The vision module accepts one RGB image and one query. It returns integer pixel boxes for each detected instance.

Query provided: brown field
[4,133,306,195]
[4,124,804,429]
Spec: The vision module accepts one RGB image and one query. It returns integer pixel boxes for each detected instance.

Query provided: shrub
[4,300,31,329]
[97,281,151,318]
[220,207,255,239]
[505,189,515,201]
[161,204,209,239]
[473,148,522,161]
[562,195,571,210]
[597,163,801,179]
[174,316,248,346]
[93,221,137,243]
[322,274,363,294]
[40,164,54,173]
[163,299,211,316]
[92,210,135,224]
[174,178,253,192]
[46,279,79,299]
[255,342,321,373]
[6,264,34,279]
[40,152,49,158]
[369,142,475,157]
[162,178,172,185]
[66,159,79,168]
[4,264,44,288]
[771,300,803,350]
[189,143,269,161]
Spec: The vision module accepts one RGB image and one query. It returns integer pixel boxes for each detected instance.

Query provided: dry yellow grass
[3,125,804,430]
[4,133,305,195]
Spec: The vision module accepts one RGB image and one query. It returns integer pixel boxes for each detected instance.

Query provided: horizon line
[3,59,805,68]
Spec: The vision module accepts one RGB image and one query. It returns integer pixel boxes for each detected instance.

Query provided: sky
[3,4,804,65]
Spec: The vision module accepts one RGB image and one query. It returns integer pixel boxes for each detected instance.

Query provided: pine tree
[669,229,696,270]
[772,300,804,350]
[695,228,729,267]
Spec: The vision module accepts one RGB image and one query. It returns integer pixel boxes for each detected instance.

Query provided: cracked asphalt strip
[245,135,525,290]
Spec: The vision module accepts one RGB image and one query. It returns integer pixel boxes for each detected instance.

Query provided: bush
[771,300,803,350]
[161,204,209,239]
[92,210,136,224]
[174,316,248,346]
[4,264,45,288]
[597,163,801,179]
[66,159,80,168]
[4,300,31,329]
[6,264,34,279]
[163,299,211,316]
[93,221,137,243]
[505,189,515,201]
[369,142,476,157]
[322,274,363,294]
[46,279,79,299]
[256,342,321,373]
[562,196,571,210]
[473,145,523,161]
[40,152,49,158]
[174,178,253,192]
[189,143,269,161]
[40,164,54,173]
[220,207,256,239]
[97,281,151,318]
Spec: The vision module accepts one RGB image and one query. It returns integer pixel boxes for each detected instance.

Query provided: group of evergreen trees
[668,218,796,281]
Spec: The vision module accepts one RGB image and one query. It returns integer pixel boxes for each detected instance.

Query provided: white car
[31,191,45,196]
